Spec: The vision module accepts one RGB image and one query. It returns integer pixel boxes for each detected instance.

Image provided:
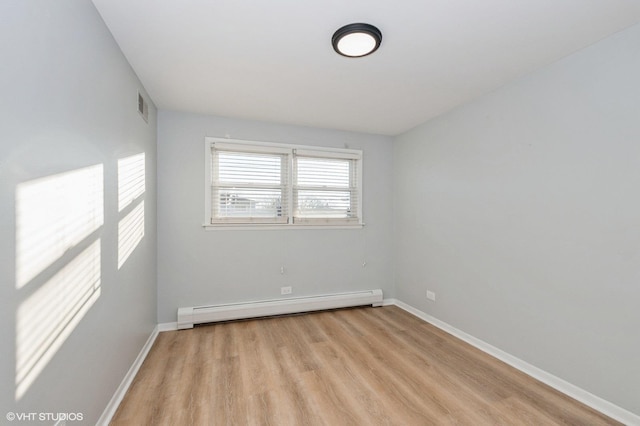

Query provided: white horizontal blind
[293,152,360,225]
[211,147,288,223]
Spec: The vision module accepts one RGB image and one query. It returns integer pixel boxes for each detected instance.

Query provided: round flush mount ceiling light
[332,23,382,58]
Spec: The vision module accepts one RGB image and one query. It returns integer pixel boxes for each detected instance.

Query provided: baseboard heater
[177,289,383,329]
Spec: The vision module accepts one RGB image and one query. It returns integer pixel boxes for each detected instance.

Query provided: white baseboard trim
[96,326,160,426]
[158,321,178,332]
[391,299,640,426]
[382,298,397,306]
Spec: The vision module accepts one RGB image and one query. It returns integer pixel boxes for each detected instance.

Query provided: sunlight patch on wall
[16,239,101,400]
[118,153,145,212]
[14,165,104,400]
[118,200,145,269]
[117,153,145,269]
[15,165,104,289]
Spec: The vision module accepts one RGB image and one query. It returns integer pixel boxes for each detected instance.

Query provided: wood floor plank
[345,322,506,424]
[110,306,621,426]
[312,311,449,424]
[310,340,396,425]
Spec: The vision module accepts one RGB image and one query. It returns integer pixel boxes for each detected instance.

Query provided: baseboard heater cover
[177,289,383,329]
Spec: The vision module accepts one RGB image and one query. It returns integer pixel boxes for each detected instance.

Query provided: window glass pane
[295,190,353,218]
[214,188,283,218]
[212,149,286,222]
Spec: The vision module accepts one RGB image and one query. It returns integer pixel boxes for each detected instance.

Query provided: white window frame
[204,137,363,230]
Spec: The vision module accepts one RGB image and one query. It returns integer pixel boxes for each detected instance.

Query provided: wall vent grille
[137,91,148,123]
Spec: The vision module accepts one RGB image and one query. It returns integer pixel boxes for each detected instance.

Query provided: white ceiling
[92,0,640,136]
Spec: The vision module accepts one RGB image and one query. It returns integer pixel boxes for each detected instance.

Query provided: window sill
[202,223,364,231]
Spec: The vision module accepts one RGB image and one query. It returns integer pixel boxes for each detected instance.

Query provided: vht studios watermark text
[6,412,84,422]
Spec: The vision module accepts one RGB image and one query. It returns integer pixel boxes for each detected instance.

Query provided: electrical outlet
[281,286,292,295]
[426,290,436,301]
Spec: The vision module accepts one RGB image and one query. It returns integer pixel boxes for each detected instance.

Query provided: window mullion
[287,151,294,224]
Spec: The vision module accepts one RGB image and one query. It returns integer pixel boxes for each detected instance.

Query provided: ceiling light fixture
[332,23,382,58]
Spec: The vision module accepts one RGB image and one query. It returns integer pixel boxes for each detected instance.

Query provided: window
[205,138,362,228]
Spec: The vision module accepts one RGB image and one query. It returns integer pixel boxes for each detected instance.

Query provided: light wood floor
[111,306,619,425]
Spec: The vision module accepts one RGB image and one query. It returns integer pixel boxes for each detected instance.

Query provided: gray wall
[157,111,394,323]
[0,1,157,424]
[394,23,640,415]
